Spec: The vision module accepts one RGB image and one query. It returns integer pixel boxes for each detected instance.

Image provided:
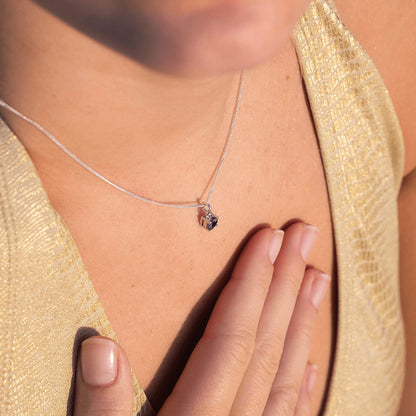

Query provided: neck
[0,0,244,192]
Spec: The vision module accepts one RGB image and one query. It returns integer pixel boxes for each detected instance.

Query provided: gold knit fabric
[0,0,405,415]
[294,1,405,414]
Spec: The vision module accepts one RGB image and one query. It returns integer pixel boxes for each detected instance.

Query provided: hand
[74,222,330,416]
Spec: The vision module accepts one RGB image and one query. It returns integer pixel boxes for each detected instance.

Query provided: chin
[33,0,310,77]
[124,0,311,77]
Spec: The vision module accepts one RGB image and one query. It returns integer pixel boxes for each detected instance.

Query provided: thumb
[74,336,134,416]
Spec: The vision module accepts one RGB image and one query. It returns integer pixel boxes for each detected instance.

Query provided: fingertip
[302,268,331,310]
[74,336,134,416]
[307,364,318,396]
[80,336,119,387]
[300,225,319,261]
[294,363,317,416]
[269,229,284,264]
[239,227,278,266]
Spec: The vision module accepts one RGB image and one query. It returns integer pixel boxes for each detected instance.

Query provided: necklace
[0,69,246,230]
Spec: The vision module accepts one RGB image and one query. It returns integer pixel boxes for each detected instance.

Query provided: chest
[23,55,337,414]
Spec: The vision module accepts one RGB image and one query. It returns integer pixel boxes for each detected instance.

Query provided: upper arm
[334,0,416,177]
[398,171,416,415]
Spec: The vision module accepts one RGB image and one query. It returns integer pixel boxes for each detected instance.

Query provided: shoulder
[333,0,416,177]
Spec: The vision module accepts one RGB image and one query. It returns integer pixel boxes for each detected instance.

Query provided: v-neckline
[0,2,347,414]
[2,0,407,413]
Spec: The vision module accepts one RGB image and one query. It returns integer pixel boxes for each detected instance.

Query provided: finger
[230,222,319,415]
[263,268,330,416]
[294,363,318,416]
[158,227,283,416]
[74,336,134,416]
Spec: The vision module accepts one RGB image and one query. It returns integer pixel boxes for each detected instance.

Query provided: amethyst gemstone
[207,215,218,230]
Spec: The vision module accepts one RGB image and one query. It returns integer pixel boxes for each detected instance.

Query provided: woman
[0,0,415,415]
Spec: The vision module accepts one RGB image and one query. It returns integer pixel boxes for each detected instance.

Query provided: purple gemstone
[207,215,218,230]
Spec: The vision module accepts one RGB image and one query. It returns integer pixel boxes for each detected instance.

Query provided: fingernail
[307,364,318,395]
[300,225,319,261]
[269,230,284,264]
[80,337,118,387]
[310,272,331,309]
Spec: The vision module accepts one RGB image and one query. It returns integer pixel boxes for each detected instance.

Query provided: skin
[74,224,327,415]
[0,0,415,414]
[0,0,310,199]
[0,1,335,414]
[30,0,311,77]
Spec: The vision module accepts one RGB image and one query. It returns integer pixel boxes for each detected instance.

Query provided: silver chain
[0,69,246,209]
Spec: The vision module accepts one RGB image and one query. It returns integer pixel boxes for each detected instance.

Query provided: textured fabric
[0,132,149,415]
[0,0,406,415]
[294,1,405,414]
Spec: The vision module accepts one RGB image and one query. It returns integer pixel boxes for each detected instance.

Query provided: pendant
[200,203,219,231]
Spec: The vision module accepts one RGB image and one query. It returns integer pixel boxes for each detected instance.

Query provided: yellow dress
[0,0,405,415]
